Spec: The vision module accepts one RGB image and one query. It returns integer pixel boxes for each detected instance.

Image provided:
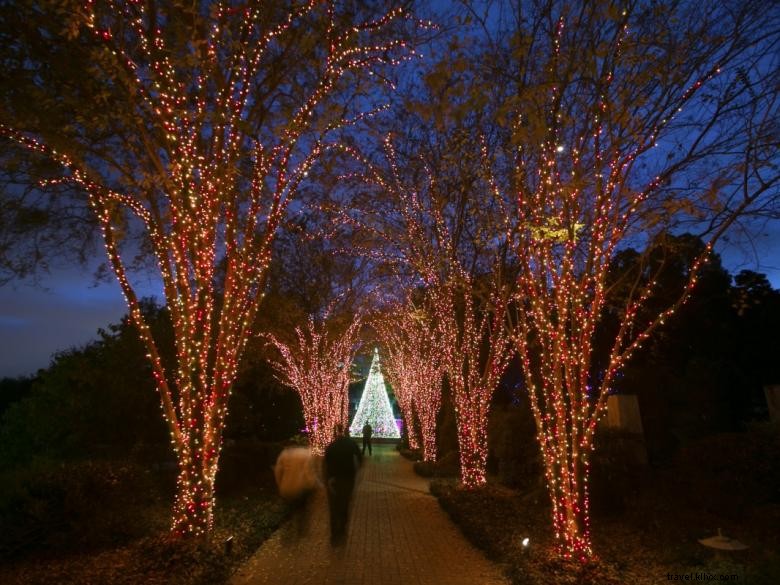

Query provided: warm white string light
[0,0,425,537]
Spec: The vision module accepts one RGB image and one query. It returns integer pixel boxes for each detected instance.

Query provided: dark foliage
[0,441,288,584]
[0,300,170,468]
[0,459,170,560]
[589,428,649,516]
[0,297,309,471]
[0,375,33,416]
[413,450,460,478]
[397,445,421,461]
[431,424,780,585]
[595,236,780,461]
[435,381,460,463]
[226,342,304,442]
[488,403,543,490]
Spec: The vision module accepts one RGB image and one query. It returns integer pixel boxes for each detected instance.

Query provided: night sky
[1,228,778,379]
[0,264,162,378]
[0,0,777,381]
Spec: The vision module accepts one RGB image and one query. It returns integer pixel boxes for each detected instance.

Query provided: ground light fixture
[698,529,748,551]
[520,536,531,555]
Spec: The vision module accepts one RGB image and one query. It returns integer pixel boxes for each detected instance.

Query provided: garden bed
[428,426,780,585]
[0,442,289,584]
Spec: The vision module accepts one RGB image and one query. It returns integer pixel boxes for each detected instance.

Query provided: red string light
[0,0,424,537]
[376,303,444,460]
[264,314,362,455]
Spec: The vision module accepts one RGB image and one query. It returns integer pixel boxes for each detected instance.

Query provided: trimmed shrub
[0,459,170,559]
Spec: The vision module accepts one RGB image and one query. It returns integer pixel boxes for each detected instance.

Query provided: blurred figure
[362,421,373,456]
[274,445,319,537]
[274,445,318,501]
[324,425,362,545]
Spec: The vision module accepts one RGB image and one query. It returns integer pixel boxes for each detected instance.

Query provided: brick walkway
[230,443,509,585]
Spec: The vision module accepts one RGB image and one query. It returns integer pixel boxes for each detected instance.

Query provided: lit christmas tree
[349,348,400,439]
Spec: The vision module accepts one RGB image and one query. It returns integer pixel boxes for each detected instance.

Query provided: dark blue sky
[0,264,162,378]
[1,0,778,380]
[1,227,778,379]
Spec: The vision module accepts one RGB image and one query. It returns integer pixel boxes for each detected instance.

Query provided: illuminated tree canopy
[474,0,779,559]
[264,312,362,454]
[0,0,423,537]
[377,303,445,459]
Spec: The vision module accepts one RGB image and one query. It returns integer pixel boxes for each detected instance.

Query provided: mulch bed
[428,428,780,585]
[0,492,288,585]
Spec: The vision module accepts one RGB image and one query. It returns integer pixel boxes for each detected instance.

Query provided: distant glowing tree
[468,0,780,559]
[0,0,422,537]
[264,313,362,454]
[349,347,400,438]
[338,136,516,486]
[377,302,444,458]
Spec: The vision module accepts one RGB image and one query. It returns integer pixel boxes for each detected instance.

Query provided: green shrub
[414,450,459,478]
[0,459,169,559]
[488,405,542,489]
[431,480,524,558]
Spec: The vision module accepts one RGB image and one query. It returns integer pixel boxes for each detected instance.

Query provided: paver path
[231,443,509,585]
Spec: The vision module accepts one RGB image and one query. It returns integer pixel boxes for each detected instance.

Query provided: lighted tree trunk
[378,310,419,449]
[265,315,362,454]
[436,282,514,488]
[1,0,422,537]
[414,365,444,462]
[338,135,517,483]
[381,354,420,450]
[378,303,444,457]
[400,395,421,450]
[489,0,780,559]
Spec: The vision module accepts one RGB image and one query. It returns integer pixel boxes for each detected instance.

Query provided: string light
[332,135,516,487]
[349,348,400,439]
[376,304,444,460]
[264,315,362,455]
[434,281,515,488]
[508,7,728,560]
[1,0,424,537]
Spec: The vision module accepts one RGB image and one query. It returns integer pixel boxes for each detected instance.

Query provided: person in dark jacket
[324,424,362,545]
[362,421,373,455]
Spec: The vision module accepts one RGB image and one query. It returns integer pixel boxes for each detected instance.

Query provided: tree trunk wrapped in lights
[433,280,514,487]
[377,302,444,459]
[334,135,517,486]
[377,345,420,450]
[264,314,362,454]
[0,0,423,537]
[477,0,780,559]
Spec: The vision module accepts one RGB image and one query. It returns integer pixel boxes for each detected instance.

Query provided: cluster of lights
[349,348,400,439]
[433,282,515,488]
[328,135,516,487]
[373,339,421,449]
[265,315,362,454]
[376,305,444,461]
[1,1,422,537]
[507,7,731,560]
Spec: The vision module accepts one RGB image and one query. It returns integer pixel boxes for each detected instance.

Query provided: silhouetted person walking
[362,421,373,455]
[324,425,362,545]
